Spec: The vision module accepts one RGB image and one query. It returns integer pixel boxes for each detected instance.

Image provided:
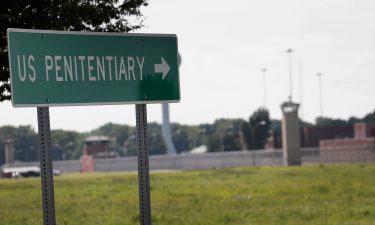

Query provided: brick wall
[302,126,353,147]
[320,138,375,149]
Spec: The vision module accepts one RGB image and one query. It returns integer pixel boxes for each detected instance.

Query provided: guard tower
[83,136,114,158]
[4,139,15,165]
[281,101,301,166]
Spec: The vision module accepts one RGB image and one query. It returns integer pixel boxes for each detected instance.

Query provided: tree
[363,110,375,123]
[348,116,361,125]
[0,125,38,162]
[147,122,166,155]
[207,119,243,152]
[91,122,135,156]
[242,107,271,150]
[173,123,219,153]
[51,129,82,160]
[315,117,348,127]
[171,124,190,153]
[0,0,148,101]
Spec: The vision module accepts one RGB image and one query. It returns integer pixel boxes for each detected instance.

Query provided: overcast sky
[1,0,374,132]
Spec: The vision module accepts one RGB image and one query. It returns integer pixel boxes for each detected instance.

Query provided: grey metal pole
[286,49,294,101]
[220,133,224,151]
[298,62,304,120]
[37,107,56,225]
[317,73,323,117]
[251,127,255,150]
[135,104,152,225]
[261,68,267,108]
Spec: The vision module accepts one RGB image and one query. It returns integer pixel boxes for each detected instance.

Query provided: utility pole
[316,73,323,117]
[286,49,294,101]
[298,62,304,120]
[261,68,268,108]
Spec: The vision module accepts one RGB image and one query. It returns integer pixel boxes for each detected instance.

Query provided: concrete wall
[5,160,82,173]
[4,147,374,174]
[93,149,323,172]
[320,147,375,163]
[320,138,375,149]
[94,150,284,172]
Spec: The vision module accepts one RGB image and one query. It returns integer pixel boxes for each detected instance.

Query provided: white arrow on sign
[154,57,170,80]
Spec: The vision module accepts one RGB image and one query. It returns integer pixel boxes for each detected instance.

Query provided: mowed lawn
[1,164,375,225]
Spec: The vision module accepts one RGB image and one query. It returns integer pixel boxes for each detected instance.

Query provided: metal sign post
[135,104,152,225]
[7,28,180,225]
[37,107,56,225]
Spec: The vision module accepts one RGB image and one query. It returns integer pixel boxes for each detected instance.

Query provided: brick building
[301,125,353,147]
[320,123,375,149]
[82,136,117,158]
[266,123,374,149]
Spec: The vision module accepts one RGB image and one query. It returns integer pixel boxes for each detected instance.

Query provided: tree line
[0,108,270,164]
[1,108,374,165]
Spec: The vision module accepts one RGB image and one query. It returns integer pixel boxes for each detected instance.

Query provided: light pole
[316,72,323,117]
[220,133,224,151]
[261,68,268,108]
[286,48,294,101]
[124,135,135,157]
[298,61,304,120]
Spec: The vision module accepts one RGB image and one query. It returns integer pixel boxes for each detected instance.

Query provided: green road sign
[7,28,180,107]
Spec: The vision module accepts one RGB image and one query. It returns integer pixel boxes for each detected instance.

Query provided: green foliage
[0,120,247,162]
[242,107,271,150]
[147,123,166,155]
[363,110,375,123]
[51,129,83,160]
[315,117,350,127]
[2,107,375,162]
[1,164,375,224]
[172,120,243,153]
[171,124,189,153]
[0,125,38,163]
[0,0,148,101]
[314,112,375,127]
[91,123,135,156]
[270,119,281,130]
[90,122,167,156]
[348,116,361,124]
[207,119,243,152]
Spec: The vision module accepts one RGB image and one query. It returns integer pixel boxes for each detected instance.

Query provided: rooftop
[85,135,111,142]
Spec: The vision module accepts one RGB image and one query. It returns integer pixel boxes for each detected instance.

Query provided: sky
[1,0,375,132]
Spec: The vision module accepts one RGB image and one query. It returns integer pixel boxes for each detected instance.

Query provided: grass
[1,164,375,225]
